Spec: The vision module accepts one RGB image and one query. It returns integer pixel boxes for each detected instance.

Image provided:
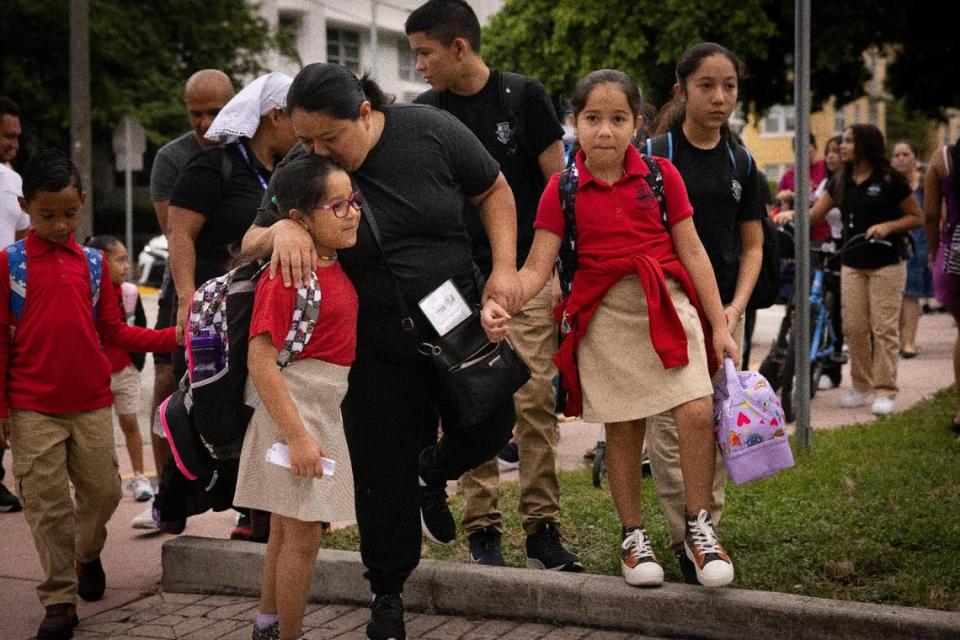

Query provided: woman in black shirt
[242,63,520,640]
[807,124,922,415]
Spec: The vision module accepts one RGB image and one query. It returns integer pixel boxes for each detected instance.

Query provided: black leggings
[342,350,515,595]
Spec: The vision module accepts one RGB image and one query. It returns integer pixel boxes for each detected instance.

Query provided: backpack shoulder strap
[498,70,535,160]
[639,155,668,229]
[276,270,322,368]
[82,246,104,319]
[646,132,673,162]
[555,164,580,300]
[6,240,27,324]
[725,140,753,179]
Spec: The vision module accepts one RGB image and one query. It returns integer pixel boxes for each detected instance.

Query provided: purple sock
[255,613,278,630]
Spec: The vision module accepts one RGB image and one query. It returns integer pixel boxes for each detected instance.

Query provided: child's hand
[288,434,326,479]
[175,325,185,346]
[713,328,741,369]
[481,299,511,342]
[0,418,9,449]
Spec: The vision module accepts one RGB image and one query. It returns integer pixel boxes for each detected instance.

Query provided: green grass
[324,389,960,611]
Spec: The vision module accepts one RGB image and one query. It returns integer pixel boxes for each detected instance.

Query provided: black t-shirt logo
[867,183,882,197]
[731,178,742,203]
[496,121,512,145]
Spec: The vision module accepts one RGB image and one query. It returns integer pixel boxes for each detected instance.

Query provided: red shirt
[778,160,831,241]
[249,262,358,367]
[103,287,134,373]
[0,233,178,417]
[535,147,716,416]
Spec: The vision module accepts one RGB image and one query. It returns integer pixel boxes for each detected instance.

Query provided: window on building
[277,10,303,56]
[327,27,361,74]
[761,105,796,136]
[398,41,417,82]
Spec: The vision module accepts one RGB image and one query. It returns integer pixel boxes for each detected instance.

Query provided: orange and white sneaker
[684,510,734,588]
[621,526,664,586]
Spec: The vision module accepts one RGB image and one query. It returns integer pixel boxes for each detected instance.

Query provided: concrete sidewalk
[1,296,956,639]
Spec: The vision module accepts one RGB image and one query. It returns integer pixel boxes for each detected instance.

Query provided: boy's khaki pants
[9,407,121,606]
[646,320,745,551]
[460,283,561,535]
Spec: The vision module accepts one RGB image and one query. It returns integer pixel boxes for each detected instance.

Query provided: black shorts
[153,267,176,366]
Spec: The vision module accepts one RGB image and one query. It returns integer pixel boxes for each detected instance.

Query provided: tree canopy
[482,0,957,122]
[0,0,294,152]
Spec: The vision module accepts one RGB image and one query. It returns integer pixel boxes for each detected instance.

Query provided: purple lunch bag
[714,357,794,484]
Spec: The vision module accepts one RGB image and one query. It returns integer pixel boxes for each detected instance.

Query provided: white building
[257,0,503,103]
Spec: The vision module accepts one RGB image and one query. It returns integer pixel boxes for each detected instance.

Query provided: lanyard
[236,141,268,192]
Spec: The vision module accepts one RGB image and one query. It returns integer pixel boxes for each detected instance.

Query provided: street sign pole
[124,118,134,281]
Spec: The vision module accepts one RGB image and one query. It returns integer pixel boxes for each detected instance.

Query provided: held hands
[0,417,9,449]
[482,268,523,314]
[480,298,511,342]
[270,219,317,288]
[288,433,326,479]
[723,304,742,332]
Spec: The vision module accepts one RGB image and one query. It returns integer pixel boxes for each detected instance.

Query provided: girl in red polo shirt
[232,154,360,640]
[488,69,738,589]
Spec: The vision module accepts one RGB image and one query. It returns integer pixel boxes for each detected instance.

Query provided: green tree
[483,0,779,114]
[483,0,955,122]
[0,0,295,150]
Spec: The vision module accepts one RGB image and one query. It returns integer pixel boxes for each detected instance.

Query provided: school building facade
[255,0,504,104]
[740,49,960,184]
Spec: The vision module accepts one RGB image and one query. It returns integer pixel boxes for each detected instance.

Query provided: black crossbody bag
[361,204,530,428]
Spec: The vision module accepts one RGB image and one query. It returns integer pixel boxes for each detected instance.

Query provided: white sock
[255,613,278,629]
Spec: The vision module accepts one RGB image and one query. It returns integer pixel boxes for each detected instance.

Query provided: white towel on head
[204,71,293,142]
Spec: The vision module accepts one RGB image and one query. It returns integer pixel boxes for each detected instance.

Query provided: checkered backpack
[159,260,321,480]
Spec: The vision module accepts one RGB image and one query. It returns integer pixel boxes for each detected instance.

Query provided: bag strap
[639,154,668,229]
[645,132,673,162]
[6,241,102,326]
[276,271,322,368]
[555,163,579,299]
[360,201,420,334]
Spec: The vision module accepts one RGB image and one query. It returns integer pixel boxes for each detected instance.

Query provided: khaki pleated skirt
[234,358,355,523]
[578,275,713,423]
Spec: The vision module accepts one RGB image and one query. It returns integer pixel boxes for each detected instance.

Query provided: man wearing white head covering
[160,71,296,542]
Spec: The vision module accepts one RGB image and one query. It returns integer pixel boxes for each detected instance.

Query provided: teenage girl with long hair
[644,42,765,583]
[806,124,922,415]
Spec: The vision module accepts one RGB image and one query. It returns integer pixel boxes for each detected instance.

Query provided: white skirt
[234,358,355,522]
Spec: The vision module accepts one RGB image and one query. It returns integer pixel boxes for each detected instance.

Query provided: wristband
[727,302,743,317]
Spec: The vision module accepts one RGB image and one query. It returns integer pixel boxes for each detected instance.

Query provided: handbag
[361,203,530,428]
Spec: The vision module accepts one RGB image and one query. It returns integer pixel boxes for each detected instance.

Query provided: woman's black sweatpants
[342,348,515,596]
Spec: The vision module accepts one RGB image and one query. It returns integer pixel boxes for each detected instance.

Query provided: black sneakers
[468,526,505,566]
[0,482,21,513]
[367,593,405,640]
[419,484,456,545]
[76,556,106,601]
[525,521,583,572]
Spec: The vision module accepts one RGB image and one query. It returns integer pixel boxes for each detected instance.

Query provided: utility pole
[71,0,93,241]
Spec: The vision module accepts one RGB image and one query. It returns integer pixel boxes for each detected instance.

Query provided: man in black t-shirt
[406,0,581,572]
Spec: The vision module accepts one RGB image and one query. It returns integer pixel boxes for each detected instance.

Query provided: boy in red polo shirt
[0,150,179,640]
